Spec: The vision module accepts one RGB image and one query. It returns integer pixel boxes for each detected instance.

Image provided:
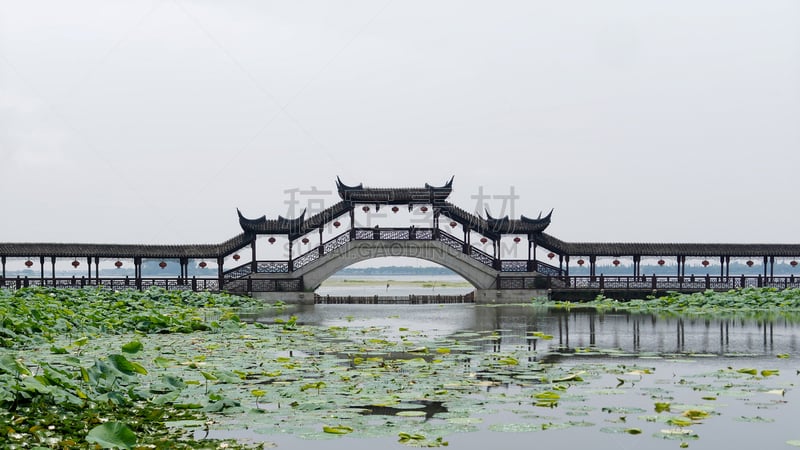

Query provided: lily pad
[85,422,137,449]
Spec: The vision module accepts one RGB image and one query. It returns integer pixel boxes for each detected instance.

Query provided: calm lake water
[315,275,474,296]
[225,286,800,450]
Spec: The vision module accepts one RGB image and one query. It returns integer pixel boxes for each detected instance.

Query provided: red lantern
[71,260,80,268]
[25,260,33,268]
[333,221,341,228]
[114,260,123,268]
[746,260,754,267]
[233,254,241,261]
[362,206,370,213]
[480,237,488,244]
[199,261,207,269]
[547,252,555,260]
[657,259,665,266]
[791,261,798,267]
[450,221,457,228]
[702,260,710,267]
[268,237,276,244]
[302,237,309,244]
[612,259,620,266]
[577,259,585,266]
[159,261,167,269]
[391,206,399,213]
[420,206,428,212]
[513,237,521,243]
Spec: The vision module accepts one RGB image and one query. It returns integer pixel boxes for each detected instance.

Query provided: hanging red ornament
[159,261,167,269]
[233,254,241,261]
[114,260,123,268]
[657,259,665,266]
[702,260,710,267]
[362,206,370,213]
[25,260,33,268]
[547,252,555,259]
[268,237,276,244]
[577,259,585,266]
[513,237,521,243]
[333,221,341,228]
[791,261,798,267]
[71,260,80,268]
[612,259,620,266]
[420,206,428,212]
[480,237,488,244]
[391,206,399,213]
[449,221,457,228]
[746,260,754,267]
[198,261,207,269]
[302,237,309,244]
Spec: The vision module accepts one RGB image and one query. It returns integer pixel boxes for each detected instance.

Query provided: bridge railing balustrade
[223,263,252,279]
[256,261,290,273]
[554,275,800,292]
[469,248,494,267]
[533,261,564,278]
[323,232,351,254]
[293,249,321,270]
[437,231,463,252]
[500,260,528,272]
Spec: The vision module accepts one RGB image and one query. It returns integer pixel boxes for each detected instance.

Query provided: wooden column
[763,256,769,278]
[51,257,56,282]
[319,227,324,256]
[1,256,5,279]
[720,256,725,277]
[39,256,45,281]
[217,257,224,290]
[349,207,356,239]
[251,241,258,272]
[590,256,597,278]
[769,256,774,278]
[564,255,570,277]
[633,255,641,276]
[288,241,294,272]
[87,256,92,280]
[94,257,99,281]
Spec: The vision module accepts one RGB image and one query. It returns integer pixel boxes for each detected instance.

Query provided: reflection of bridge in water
[3,177,800,303]
[472,305,800,356]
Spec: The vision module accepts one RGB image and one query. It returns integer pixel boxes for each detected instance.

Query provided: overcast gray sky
[2,0,799,247]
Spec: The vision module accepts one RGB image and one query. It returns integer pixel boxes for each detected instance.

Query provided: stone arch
[291,240,499,290]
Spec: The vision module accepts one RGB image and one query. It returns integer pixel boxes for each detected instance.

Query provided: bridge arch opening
[314,257,475,300]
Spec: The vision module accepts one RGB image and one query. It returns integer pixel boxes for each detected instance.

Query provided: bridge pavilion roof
[336,176,454,205]
[534,233,800,258]
[237,201,352,240]
[0,233,252,259]
[438,202,552,239]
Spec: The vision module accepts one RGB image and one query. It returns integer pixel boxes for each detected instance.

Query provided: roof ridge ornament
[335,176,455,204]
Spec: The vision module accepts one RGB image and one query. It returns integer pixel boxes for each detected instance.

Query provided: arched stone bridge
[3,177,800,304]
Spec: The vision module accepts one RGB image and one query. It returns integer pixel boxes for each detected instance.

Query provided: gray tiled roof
[0,233,253,259]
[534,233,800,257]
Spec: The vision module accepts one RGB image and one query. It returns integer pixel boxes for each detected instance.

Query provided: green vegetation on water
[2,287,800,449]
[0,287,267,449]
[548,287,800,317]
